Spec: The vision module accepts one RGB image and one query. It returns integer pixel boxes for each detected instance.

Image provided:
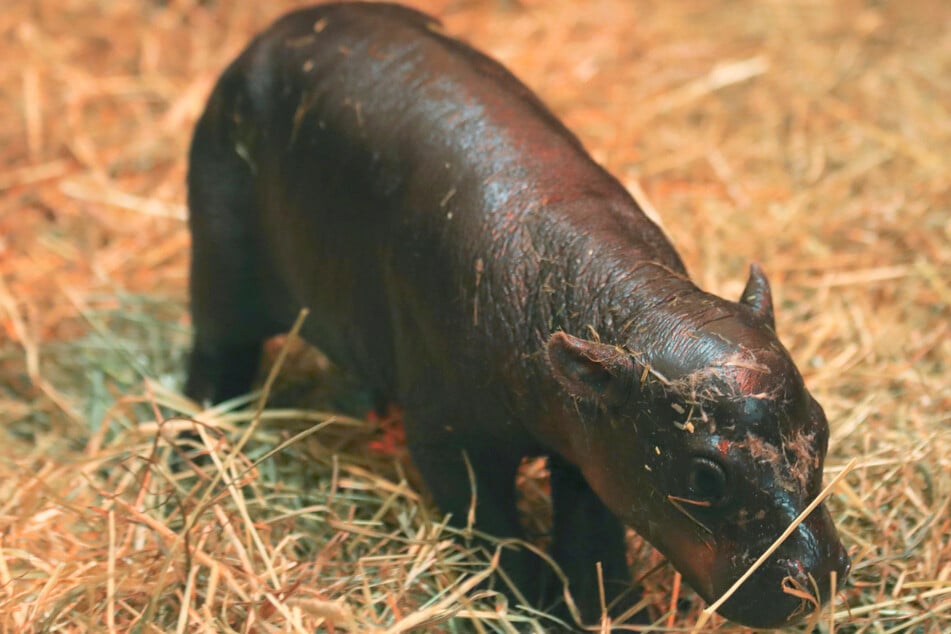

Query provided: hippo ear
[739,263,775,329]
[547,332,637,406]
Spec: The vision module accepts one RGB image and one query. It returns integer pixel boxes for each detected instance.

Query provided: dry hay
[0,0,948,631]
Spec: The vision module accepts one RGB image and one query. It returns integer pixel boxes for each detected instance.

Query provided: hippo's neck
[537,207,705,353]
[537,220,777,382]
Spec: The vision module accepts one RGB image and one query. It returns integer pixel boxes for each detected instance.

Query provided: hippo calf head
[548,265,850,628]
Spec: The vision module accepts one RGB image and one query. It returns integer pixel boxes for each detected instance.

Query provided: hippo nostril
[788,558,805,576]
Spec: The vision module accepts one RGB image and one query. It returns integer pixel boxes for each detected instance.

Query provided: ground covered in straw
[1,0,948,631]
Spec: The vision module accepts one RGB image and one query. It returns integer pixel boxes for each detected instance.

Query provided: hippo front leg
[405,435,542,608]
[549,454,639,625]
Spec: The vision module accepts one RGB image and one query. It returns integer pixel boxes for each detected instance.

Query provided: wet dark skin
[185,3,850,628]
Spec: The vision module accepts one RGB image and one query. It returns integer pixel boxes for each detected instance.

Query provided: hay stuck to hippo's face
[548,266,850,628]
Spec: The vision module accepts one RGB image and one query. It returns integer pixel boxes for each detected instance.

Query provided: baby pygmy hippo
[185,3,849,627]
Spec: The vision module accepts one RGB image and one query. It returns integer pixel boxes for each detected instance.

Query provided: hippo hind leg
[184,106,281,405]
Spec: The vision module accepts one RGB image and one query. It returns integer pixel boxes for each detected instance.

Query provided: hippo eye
[688,457,729,505]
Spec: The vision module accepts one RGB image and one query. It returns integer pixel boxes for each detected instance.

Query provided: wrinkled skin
[185,3,850,628]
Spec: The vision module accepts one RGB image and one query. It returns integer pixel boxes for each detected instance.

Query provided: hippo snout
[714,504,850,628]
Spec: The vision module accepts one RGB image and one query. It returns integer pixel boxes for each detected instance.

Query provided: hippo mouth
[708,544,851,628]
[654,504,851,629]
